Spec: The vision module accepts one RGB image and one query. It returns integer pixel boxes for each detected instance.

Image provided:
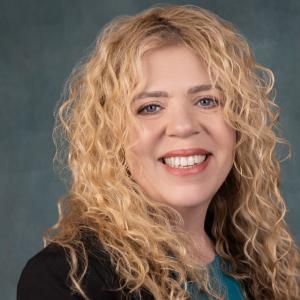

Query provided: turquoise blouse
[187,255,245,299]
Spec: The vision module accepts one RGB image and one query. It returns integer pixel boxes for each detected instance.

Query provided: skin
[126,44,236,263]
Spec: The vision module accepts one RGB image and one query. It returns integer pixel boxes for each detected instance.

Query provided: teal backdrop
[1,1,299,299]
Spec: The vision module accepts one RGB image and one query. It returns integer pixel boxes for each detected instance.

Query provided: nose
[165,102,200,138]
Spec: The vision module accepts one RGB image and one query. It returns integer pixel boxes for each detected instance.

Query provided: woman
[17,4,300,300]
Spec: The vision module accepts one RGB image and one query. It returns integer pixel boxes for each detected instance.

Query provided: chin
[163,197,210,210]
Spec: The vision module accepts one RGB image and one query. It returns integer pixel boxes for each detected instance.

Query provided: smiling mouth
[158,154,211,168]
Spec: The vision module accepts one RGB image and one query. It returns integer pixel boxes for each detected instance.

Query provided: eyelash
[137,97,219,115]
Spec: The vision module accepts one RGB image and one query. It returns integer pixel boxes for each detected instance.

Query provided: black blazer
[17,243,154,300]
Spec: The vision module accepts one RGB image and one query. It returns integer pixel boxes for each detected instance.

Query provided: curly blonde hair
[44,4,300,300]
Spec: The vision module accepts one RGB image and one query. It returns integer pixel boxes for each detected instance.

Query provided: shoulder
[17,243,122,300]
[17,243,76,299]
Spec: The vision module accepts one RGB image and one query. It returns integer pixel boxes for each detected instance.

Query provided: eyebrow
[133,84,218,101]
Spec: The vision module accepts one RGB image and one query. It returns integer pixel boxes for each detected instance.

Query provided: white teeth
[187,156,194,166]
[195,156,201,164]
[180,157,188,166]
[164,155,207,168]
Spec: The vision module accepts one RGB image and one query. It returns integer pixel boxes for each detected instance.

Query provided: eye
[137,103,162,115]
[196,97,219,108]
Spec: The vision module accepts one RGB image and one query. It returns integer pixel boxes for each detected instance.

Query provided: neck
[175,202,216,265]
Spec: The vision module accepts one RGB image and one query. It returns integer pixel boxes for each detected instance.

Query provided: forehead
[141,44,208,78]
[132,45,220,98]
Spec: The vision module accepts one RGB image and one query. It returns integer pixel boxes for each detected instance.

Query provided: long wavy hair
[44,4,300,300]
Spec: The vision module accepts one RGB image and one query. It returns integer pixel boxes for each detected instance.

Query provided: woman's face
[126,45,236,213]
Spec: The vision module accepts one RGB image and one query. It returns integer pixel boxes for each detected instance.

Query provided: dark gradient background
[1,1,299,299]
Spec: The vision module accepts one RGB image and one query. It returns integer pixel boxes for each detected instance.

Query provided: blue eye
[138,104,162,114]
[197,97,219,108]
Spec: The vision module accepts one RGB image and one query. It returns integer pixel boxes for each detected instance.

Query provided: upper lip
[159,148,212,159]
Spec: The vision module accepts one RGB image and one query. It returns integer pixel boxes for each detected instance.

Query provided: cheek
[224,127,236,163]
[128,124,157,154]
[219,117,236,145]
[125,125,156,175]
[212,118,236,161]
